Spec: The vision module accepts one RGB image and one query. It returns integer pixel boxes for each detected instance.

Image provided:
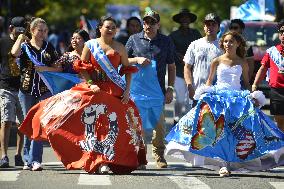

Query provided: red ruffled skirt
[19,83,147,174]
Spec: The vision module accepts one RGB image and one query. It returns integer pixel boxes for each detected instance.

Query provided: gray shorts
[0,89,24,124]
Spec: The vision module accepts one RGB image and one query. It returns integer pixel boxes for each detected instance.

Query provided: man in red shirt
[253,20,284,132]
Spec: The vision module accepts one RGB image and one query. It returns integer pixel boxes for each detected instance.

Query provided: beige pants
[151,112,166,158]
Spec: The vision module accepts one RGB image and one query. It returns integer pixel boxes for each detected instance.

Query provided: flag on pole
[235,0,276,21]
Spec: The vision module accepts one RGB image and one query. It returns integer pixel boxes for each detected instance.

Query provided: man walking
[169,8,202,123]
[0,17,25,168]
[184,13,222,102]
[126,9,176,168]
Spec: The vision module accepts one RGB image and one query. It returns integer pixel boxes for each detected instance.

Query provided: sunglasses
[229,26,240,30]
[279,30,284,35]
[143,20,157,26]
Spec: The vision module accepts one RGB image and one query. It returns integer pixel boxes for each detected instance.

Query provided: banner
[235,0,276,21]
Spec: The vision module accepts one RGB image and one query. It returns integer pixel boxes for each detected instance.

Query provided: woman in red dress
[19,16,147,174]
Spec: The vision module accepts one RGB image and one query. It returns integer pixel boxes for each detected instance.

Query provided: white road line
[270,167,284,172]
[147,161,192,167]
[269,182,284,189]
[78,173,111,185]
[42,162,63,166]
[42,161,192,167]
[0,171,21,181]
[168,175,210,189]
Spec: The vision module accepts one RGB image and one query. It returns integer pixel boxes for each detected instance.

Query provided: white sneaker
[219,167,231,177]
[23,162,30,170]
[98,164,110,174]
[31,162,43,171]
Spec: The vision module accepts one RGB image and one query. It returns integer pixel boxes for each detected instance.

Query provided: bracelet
[167,86,174,91]
[87,79,93,85]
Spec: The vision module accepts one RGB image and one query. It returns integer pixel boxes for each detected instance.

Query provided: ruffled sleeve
[250,90,266,108]
[73,60,95,73]
[119,66,138,76]
[193,85,214,100]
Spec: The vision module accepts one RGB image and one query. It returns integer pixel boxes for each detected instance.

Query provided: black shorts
[270,87,284,115]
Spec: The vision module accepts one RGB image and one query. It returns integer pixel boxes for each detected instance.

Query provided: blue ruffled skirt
[166,89,284,171]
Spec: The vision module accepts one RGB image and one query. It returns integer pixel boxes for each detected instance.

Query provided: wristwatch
[167,85,174,91]
[187,84,193,89]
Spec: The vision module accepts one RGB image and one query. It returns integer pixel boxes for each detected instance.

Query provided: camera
[15,27,25,34]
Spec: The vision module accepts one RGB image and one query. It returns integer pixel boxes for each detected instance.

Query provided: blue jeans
[18,91,52,165]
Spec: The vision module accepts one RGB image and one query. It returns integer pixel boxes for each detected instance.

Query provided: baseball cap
[143,10,160,23]
[11,17,26,33]
[204,13,221,25]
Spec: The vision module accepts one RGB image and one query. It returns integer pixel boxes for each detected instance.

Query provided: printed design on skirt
[229,109,256,160]
[125,107,140,152]
[79,104,119,161]
[40,90,82,135]
[191,102,225,150]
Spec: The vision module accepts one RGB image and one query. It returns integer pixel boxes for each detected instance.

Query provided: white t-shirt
[183,37,222,89]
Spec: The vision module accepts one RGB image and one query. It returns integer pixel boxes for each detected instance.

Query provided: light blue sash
[85,39,126,90]
[21,43,81,94]
[130,60,164,131]
[267,46,284,71]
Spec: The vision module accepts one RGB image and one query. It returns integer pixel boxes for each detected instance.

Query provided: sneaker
[23,162,31,170]
[31,162,43,171]
[155,156,167,168]
[0,156,9,168]
[98,164,110,174]
[14,155,24,166]
[219,167,231,177]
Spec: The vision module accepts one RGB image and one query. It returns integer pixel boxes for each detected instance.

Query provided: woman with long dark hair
[54,29,89,73]
[19,16,147,174]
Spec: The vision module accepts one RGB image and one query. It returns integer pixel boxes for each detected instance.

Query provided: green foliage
[34,0,109,30]
[2,0,282,35]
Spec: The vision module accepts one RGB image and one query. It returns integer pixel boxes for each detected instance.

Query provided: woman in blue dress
[166,31,284,177]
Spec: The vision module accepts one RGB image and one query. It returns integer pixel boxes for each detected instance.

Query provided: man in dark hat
[184,13,222,104]
[0,17,26,168]
[169,8,202,123]
[126,9,176,169]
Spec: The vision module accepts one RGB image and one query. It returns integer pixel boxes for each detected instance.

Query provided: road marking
[168,175,210,189]
[42,161,192,166]
[0,171,21,181]
[270,167,284,172]
[269,182,284,189]
[78,173,111,185]
[42,162,63,166]
[147,161,192,167]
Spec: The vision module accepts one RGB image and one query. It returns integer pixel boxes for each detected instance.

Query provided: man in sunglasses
[126,9,176,169]
[229,19,255,82]
[253,20,284,132]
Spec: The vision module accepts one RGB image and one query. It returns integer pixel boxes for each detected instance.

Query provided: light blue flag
[21,43,81,95]
[236,0,276,21]
[130,60,164,132]
[39,71,82,95]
